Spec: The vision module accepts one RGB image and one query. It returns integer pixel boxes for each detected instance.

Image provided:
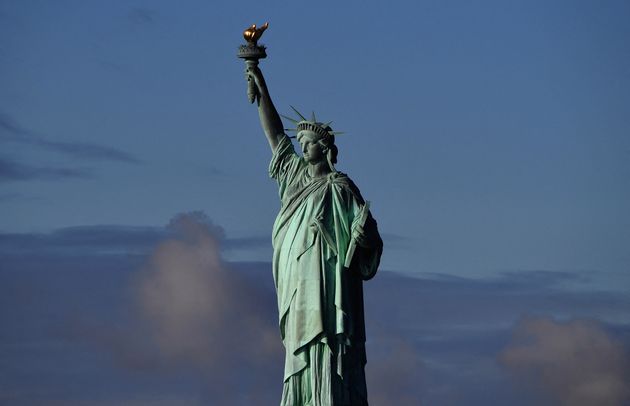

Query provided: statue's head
[283,107,343,171]
[297,124,338,167]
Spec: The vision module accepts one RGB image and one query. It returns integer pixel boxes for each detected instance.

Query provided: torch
[237,22,269,104]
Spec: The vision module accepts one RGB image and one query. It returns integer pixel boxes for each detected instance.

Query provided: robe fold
[269,135,382,405]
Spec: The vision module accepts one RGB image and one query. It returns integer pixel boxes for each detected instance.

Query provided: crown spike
[280,114,300,123]
[330,131,345,135]
[289,105,307,121]
[311,111,316,122]
[324,121,334,127]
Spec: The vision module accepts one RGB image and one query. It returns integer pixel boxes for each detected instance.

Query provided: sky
[1,1,629,405]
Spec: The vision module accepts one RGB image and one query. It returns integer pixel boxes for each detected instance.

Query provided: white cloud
[121,212,283,403]
[500,317,630,406]
[136,212,282,363]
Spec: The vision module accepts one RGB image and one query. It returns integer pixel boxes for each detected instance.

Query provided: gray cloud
[366,326,424,405]
[0,221,269,256]
[0,192,21,202]
[128,8,157,25]
[500,317,630,406]
[30,138,140,163]
[0,225,166,254]
[380,232,414,250]
[0,111,140,164]
[364,271,630,405]
[0,156,93,182]
[366,270,630,339]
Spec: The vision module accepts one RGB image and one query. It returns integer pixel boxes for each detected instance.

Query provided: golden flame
[242,22,269,44]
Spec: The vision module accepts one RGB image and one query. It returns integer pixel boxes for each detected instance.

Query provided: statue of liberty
[241,24,383,405]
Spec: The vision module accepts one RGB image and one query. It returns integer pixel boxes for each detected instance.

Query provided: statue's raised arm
[237,22,283,152]
[246,67,284,152]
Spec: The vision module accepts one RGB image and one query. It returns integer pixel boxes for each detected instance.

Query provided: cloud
[135,212,281,366]
[0,192,21,202]
[0,220,269,256]
[366,327,424,406]
[0,111,140,164]
[128,8,157,25]
[0,225,165,254]
[380,232,414,250]
[363,271,630,405]
[0,112,24,135]
[366,270,630,334]
[500,317,630,406]
[0,156,93,182]
[71,212,285,404]
[31,139,140,163]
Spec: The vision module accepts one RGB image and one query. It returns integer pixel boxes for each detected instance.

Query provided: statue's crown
[281,106,344,140]
[296,121,333,140]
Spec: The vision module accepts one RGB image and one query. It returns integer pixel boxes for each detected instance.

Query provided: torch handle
[245,59,259,104]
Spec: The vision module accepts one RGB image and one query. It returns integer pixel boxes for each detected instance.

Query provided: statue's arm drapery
[269,134,302,201]
[352,212,383,280]
[331,176,383,281]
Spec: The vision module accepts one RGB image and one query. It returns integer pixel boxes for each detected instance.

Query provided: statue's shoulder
[328,172,364,204]
[327,171,351,186]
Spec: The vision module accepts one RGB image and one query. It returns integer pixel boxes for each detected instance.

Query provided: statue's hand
[245,66,267,96]
[351,221,371,248]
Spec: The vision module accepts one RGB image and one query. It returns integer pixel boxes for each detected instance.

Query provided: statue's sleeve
[269,134,301,200]
[332,175,383,280]
[353,212,383,280]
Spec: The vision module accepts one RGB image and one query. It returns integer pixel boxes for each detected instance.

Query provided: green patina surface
[269,135,382,405]
[240,29,383,403]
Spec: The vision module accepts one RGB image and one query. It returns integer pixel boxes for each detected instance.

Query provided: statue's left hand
[351,222,370,248]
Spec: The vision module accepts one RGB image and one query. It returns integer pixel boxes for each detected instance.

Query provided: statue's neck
[308,161,332,178]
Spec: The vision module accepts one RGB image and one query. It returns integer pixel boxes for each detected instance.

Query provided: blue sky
[1,1,629,405]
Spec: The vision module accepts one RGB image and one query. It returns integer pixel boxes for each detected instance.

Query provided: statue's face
[298,131,326,165]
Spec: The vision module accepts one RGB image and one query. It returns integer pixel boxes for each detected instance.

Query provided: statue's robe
[270,135,382,406]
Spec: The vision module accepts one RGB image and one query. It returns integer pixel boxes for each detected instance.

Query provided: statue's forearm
[253,71,284,151]
[257,90,284,151]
